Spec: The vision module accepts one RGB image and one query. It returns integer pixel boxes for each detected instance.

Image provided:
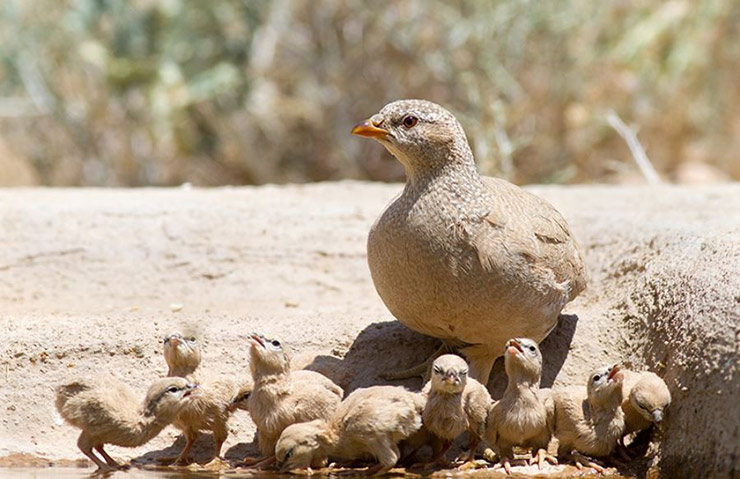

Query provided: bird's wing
[471,177,586,298]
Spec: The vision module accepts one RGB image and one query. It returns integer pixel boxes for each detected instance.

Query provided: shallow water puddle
[0,467,634,479]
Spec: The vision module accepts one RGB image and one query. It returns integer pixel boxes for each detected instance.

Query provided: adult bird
[352,99,587,384]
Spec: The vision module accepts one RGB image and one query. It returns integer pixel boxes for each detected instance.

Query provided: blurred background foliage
[0,0,737,186]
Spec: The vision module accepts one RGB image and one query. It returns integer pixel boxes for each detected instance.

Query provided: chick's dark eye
[271,340,281,347]
[188,336,196,342]
[167,386,179,393]
[528,345,536,352]
[402,115,418,128]
[592,374,601,382]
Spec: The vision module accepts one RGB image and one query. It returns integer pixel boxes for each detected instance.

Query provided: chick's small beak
[652,409,663,423]
[608,364,621,381]
[444,370,459,383]
[249,332,265,348]
[506,338,524,355]
[351,114,389,139]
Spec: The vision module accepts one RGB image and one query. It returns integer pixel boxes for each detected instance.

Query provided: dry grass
[0,0,737,186]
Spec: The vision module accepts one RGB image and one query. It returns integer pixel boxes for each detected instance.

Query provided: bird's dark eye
[402,115,418,128]
[592,374,601,382]
[187,336,196,342]
[460,370,468,376]
[167,386,179,394]
[285,449,293,460]
[271,340,281,347]
[433,366,443,375]
[528,345,536,352]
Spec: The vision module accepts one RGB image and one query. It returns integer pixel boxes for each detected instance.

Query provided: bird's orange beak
[351,116,389,139]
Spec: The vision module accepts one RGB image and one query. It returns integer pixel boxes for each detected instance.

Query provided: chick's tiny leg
[245,455,276,469]
[211,423,228,458]
[572,451,606,474]
[529,448,557,469]
[204,425,230,469]
[174,431,198,465]
[77,433,111,471]
[457,436,484,470]
[368,439,399,476]
[495,456,528,475]
[94,445,121,468]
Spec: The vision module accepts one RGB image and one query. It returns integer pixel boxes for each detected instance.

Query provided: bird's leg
[411,439,452,470]
[94,445,121,469]
[481,447,497,463]
[456,436,485,470]
[77,433,113,471]
[528,448,557,469]
[380,342,451,381]
[572,451,606,474]
[462,345,496,385]
[364,463,389,476]
[243,455,276,469]
[173,432,198,465]
[494,455,528,475]
[203,426,230,469]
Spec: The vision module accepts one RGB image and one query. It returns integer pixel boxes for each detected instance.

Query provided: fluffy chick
[163,333,201,378]
[621,370,671,434]
[162,332,242,464]
[276,385,425,475]
[485,338,556,473]
[56,376,197,471]
[553,364,626,473]
[247,333,343,465]
[422,354,491,467]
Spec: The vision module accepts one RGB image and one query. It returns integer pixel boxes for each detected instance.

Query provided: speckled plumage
[356,99,587,383]
[275,385,425,475]
[56,376,196,471]
[553,365,626,459]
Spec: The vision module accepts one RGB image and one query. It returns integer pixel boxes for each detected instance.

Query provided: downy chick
[621,370,671,435]
[247,332,343,465]
[553,364,626,473]
[163,333,201,378]
[485,338,556,473]
[276,385,425,475]
[56,376,197,471]
[162,332,242,464]
[422,354,491,467]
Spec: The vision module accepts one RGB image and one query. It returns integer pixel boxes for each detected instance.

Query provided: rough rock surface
[0,182,737,478]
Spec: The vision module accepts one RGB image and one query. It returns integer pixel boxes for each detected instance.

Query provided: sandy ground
[0,182,738,478]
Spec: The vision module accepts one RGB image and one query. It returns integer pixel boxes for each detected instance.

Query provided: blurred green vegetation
[0,0,737,186]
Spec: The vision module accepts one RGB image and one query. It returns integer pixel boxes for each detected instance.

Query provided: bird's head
[352,99,474,178]
[248,332,291,377]
[162,332,201,375]
[587,364,624,406]
[430,354,468,394]
[630,372,671,424]
[144,377,199,420]
[504,338,543,383]
[228,379,254,412]
[275,420,329,472]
